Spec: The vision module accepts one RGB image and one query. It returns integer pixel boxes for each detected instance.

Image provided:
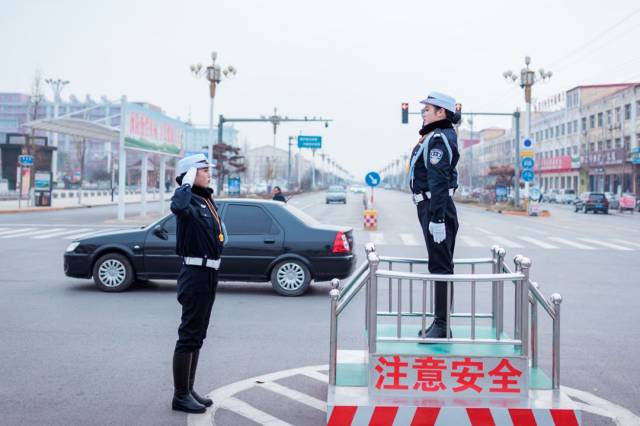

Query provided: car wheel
[92,253,134,292]
[270,260,311,297]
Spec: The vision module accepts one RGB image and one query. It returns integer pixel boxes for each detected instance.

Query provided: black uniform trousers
[175,265,218,354]
[417,196,459,323]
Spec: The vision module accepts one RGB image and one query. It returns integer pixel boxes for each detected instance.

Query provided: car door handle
[263,239,275,244]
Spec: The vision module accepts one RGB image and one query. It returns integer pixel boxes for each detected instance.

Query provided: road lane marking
[399,233,420,246]
[218,397,294,426]
[562,386,640,425]
[578,238,633,251]
[488,235,524,248]
[0,227,37,236]
[475,227,494,235]
[32,228,94,239]
[188,364,327,426]
[548,237,596,250]
[518,236,559,249]
[260,381,326,412]
[611,239,640,249]
[300,370,329,383]
[460,236,484,247]
[0,228,65,239]
[369,233,385,245]
[63,229,112,240]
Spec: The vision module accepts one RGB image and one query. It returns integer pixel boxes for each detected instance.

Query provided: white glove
[182,167,197,187]
[428,221,446,244]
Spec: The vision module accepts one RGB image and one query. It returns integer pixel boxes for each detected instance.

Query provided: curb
[0,198,171,215]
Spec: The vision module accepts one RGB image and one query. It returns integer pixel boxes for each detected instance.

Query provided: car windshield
[589,193,605,200]
[328,186,344,192]
[564,189,575,195]
[284,204,321,226]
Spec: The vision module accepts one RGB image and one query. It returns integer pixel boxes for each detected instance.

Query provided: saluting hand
[428,221,446,244]
[183,167,197,187]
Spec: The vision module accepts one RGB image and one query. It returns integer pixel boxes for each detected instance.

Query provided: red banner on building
[463,139,480,149]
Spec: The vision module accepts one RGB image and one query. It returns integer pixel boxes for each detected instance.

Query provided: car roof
[216,198,282,205]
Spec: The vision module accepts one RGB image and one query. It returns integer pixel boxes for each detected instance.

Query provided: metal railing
[329,244,564,390]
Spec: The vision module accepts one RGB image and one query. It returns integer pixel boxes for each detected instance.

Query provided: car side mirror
[153,224,168,240]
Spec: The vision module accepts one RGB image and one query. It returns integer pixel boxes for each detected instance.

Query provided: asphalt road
[0,190,638,425]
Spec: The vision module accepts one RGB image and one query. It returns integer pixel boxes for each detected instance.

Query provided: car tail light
[332,231,350,254]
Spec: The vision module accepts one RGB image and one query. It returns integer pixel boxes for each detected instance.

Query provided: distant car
[326,185,347,204]
[350,186,366,194]
[574,192,609,214]
[619,193,636,213]
[383,184,392,190]
[64,199,356,296]
[559,189,576,204]
[543,189,560,203]
[604,192,620,210]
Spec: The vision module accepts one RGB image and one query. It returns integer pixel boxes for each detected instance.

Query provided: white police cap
[420,91,456,113]
[176,153,210,176]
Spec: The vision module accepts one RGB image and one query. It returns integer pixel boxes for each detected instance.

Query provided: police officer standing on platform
[170,153,227,413]
[408,92,461,339]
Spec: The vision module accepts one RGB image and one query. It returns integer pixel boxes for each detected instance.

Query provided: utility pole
[45,78,69,184]
[287,136,295,189]
[190,52,236,195]
[504,56,552,206]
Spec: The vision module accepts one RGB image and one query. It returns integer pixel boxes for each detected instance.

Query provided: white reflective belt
[420,188,455,200]
[183,256,221,270]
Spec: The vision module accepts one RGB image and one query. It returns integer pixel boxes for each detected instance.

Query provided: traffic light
[401,103,409,124]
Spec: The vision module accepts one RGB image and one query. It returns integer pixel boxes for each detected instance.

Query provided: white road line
[578,238,633,251]
[475,227,494,235]
[611,239,640,249]
[548,237,596,250]
[32,228,94,239]
[300,370,329,383]
[0,227,9,232]
[259,381,326,412]
[562,386,640,425]
[399,233,420,246]
[298,202,315,211]
[0,227,37,236]
[63,229,106,240]
[219,397,294,426]
[518,236,559,249]
[189,364,327,426]
[369,232,385,245]
[488,235,524,248]
[460,236,484,247]
[0,228,65,239]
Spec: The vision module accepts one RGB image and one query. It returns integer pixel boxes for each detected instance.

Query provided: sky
[2,0,640,181]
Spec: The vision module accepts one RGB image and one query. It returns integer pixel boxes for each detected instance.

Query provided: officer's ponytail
[176,173,185,185]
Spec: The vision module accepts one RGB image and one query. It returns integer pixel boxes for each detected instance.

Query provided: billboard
[123,103,185,156]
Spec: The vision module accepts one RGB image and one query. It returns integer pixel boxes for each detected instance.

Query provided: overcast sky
[2,0,640,180]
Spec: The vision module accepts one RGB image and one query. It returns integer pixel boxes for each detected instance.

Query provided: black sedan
[64,199,356,296]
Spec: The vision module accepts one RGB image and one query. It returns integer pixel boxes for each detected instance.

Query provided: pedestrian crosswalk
[354,230,640,251]
[0,226,121,241]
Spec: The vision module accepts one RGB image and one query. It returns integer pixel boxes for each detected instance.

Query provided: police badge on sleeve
[429,149,443,165]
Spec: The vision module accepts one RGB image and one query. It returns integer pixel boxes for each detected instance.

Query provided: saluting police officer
[170,153,228,413]
[408,92,461,339]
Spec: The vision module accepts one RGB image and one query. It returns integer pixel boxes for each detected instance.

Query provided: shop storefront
[536,154,580,191]
[581,148,632,193]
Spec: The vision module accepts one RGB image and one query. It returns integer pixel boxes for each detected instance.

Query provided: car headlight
[65,242,80,253]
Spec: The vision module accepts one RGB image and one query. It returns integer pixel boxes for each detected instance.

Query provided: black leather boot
[189,350,213,407]
[172,352,206,413]
[421,320,452,339]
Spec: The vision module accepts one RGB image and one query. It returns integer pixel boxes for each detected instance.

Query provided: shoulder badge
[429,149,443,165]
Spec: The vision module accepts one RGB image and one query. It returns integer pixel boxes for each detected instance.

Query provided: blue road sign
[530,187,541,200]
[228,177,241,195]
[522,169,535,183]
[297,135,322,149]
[365,171,381,187]
[523,138,533,149]
[522,157,535,169]
[18,155,33,166]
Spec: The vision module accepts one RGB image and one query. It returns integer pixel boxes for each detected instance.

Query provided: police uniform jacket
[170,184,226,260]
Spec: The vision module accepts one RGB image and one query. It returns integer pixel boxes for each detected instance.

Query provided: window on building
[555,149,560,156]
[590,115,595,128]
[597,112,603,127]
[581,117,587,131]
[581,144,586,153]
[636,101,640,118]
[615,107,621,123]
[573,146,578,155]
[615,138,621,149]
[598,141,604,151]
[624,136,630,151]
[589,142,595,151]
[561,123,565,135]
[625,104,631,120]
[606,110,612,125]
[561,176,566,188]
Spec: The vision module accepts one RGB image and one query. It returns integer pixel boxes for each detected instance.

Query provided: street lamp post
[45,78,70,184]
[191,52,236,195]
[503,56,552,206]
